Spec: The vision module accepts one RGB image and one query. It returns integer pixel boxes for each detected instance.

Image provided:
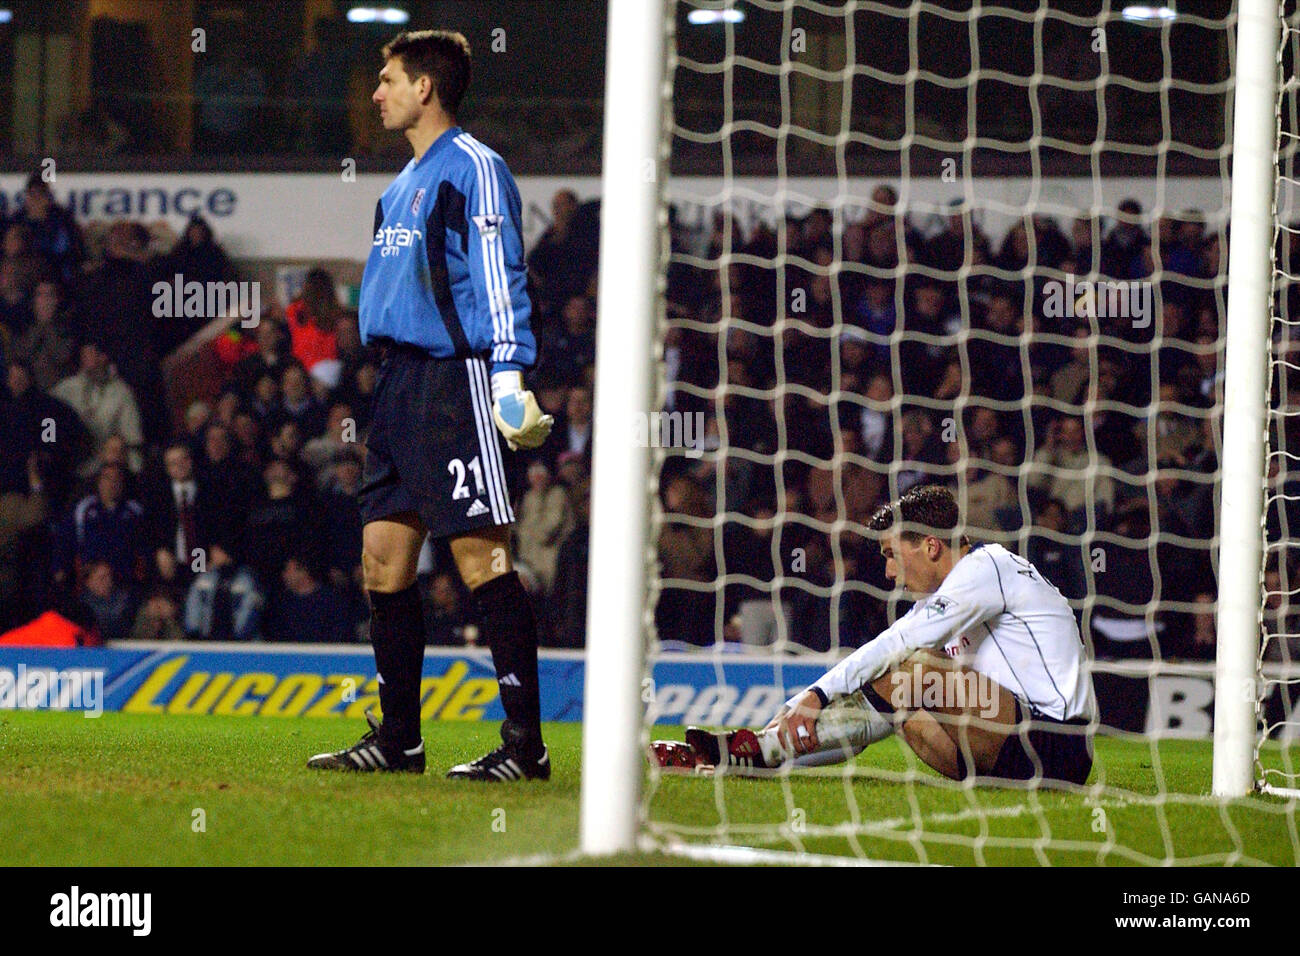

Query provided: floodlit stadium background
[0,0,1294,744]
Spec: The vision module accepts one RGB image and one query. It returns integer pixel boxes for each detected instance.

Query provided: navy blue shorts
[990,699,1094,786]
[358,343,516,539]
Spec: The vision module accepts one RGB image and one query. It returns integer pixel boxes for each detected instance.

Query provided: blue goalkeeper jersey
[359,127,536,373]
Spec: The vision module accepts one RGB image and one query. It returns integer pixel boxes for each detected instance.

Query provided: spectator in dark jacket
[81,560,136,643]
[276,361,326,439]
[74,221,168,442]
[12,175,84,284]
[536,295,596,385]
[0,449,48,630]
[921,200,991,275]
[966,292,1026,403]
[140,441,217,586]
[548,477,591,647]
[1101,198,1150,279]
[320,450,363,585]
[196,422,258,560]
[155,216,235,287]
[422,572,468,646]
[5,358,88,509]
[0,262,31,351]
[263,556,354,643]
[53,462,147,588]
[526,189,590,324]
[152,216,239,352]
[1025,497,1087,602]
[12,277,76,390]
[243,458,322,596]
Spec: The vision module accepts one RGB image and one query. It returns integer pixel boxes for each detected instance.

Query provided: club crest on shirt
[410,188,426,214]
[473,213,504,239]
[927,596,954,617]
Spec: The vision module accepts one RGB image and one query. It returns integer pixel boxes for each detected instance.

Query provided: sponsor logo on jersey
[410,187,426,214]
[466,499,489,517]
[472,213,504,239]
[373,224,424,257]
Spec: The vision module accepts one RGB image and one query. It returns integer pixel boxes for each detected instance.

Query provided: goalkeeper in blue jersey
[309,30,554,782]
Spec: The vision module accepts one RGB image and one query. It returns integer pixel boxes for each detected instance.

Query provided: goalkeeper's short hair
[869,484,970,548]
[382,29,472,115]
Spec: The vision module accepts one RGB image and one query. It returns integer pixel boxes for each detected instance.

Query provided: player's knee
[452,535,512,591]
[362,548,414,593]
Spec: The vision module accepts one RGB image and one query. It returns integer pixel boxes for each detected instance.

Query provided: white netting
[638,0,1299,865]
[1262,1,1300,796]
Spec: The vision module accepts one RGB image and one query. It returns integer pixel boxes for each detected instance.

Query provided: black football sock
[472,571,543,751]
[862,684,896,716]
[368,585,425,749]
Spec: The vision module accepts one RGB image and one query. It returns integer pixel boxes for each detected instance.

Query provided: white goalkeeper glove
[491,371,555,451]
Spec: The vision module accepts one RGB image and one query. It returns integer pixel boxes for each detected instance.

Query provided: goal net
[585,0,1300,864]
[1262,1,1300,797]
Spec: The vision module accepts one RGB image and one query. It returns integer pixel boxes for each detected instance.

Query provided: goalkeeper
[309,30,553,782]
[666,485,1095,786]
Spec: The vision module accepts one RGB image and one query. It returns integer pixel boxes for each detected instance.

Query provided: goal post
[1212,0,1281,798]
[580,0,670,855]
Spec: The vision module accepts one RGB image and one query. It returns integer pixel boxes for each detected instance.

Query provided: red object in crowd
[286,299,339,371]
[0,611,100,648]
[212,327,258,369]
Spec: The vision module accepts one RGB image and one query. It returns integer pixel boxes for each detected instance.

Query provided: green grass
[646,736,1300,866]
[0,712,1295,866]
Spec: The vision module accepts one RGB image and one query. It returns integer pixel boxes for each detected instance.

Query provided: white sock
[759,690,895,768]
[755,727,788,766]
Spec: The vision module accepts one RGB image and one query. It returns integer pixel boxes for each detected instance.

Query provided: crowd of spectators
[0,172,1291,663]
[656,185,1237,662]
[0,177,601,651]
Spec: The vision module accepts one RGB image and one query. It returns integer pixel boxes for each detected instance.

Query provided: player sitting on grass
[657,485,1095,786]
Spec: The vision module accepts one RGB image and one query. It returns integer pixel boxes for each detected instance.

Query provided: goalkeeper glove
[490,371,555,451]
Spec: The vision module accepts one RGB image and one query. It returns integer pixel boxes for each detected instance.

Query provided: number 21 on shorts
[448,456,485,500]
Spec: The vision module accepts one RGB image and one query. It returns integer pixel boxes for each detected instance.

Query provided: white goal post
[1212,0,1279,797]
[580,0,668,854]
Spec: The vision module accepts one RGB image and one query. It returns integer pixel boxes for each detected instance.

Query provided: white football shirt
[813,543,1094,722]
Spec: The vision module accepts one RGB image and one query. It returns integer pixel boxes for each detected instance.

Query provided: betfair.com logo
[374,224,424,257]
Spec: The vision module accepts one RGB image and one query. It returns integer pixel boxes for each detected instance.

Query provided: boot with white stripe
[446,720,550,782]
[307,710,426,773]
[685,727,772,773]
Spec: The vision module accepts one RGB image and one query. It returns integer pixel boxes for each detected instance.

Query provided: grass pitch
[0,711,1294,866]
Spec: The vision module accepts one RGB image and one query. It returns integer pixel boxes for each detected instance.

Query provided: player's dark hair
[869,484,969,546]
[382,30,472,116]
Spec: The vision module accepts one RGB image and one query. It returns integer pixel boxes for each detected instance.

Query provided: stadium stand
[0,175,1235,664]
